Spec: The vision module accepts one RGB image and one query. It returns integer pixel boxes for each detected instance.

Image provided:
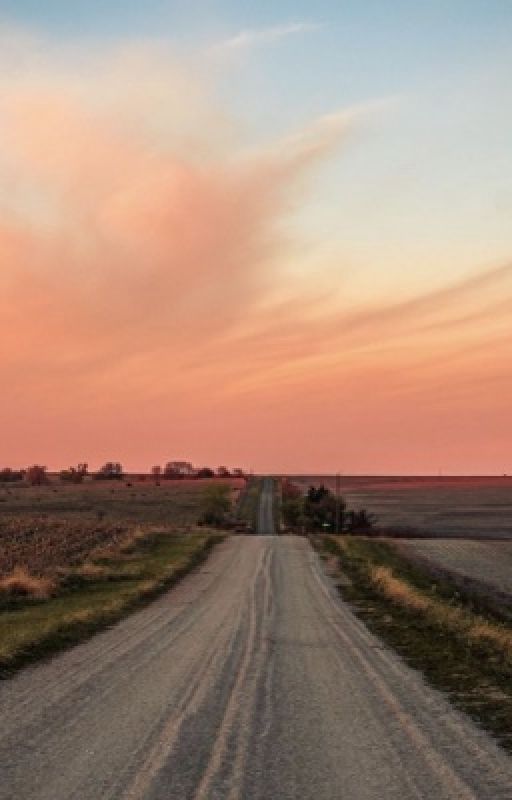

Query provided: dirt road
[1,535,512,799]
[256,477,275,535]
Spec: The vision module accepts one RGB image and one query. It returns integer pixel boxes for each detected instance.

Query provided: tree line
[0,462,246,486]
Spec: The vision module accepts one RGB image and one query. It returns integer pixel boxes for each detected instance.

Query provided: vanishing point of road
[2,479,512,799]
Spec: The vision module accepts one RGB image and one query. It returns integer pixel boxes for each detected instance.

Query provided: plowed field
[0,479,243,576]
[396,538,512,596]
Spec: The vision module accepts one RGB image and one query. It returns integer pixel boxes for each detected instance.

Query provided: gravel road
[256,477,275,535]
[2,535,512,799]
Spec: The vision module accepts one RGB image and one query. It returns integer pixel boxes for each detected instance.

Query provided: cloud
[0,25,510,472]
[209,22,322,54]
[0,29,361,411]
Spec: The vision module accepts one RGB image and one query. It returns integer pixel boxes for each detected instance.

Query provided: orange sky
[1,28,511,474]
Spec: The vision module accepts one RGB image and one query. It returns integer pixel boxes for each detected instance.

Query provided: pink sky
[1,31,511,474]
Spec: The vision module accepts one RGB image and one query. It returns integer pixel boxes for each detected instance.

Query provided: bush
[282,497,304,528]
[346,509,377,532]
[198,483,231,526]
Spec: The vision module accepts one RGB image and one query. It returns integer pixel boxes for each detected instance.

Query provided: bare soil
[0,479,244,577]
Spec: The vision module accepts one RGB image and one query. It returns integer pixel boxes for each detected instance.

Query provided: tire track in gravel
[2,533,512,799]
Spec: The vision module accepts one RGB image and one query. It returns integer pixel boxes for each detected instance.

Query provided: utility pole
[335,472,341,534]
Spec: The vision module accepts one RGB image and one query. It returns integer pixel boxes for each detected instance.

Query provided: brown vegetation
[318,535,512,750]
[0,567,57,599]
[0,516,136,578]
[0,479,244,579]
[368,561,512,662]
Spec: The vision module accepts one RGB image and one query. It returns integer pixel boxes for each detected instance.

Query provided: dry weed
[370,565,431,612]
[0,567,58,599]
[469,621,512,659]
[369,562,512,662]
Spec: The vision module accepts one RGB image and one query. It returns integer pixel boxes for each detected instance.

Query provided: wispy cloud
[0,25,510,472]
[0,29,357,410]
[210,22,322,54]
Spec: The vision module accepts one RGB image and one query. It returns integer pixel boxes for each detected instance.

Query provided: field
[394,538,512,606]
[0,478,244,578]
[290,475,512,538]
[0,477,243,672]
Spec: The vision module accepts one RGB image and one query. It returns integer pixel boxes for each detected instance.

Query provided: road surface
[2,536,512,799]
[256,477,275,535]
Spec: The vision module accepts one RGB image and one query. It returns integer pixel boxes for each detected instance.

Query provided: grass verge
[316,535,512,752]
[0,531,224,678]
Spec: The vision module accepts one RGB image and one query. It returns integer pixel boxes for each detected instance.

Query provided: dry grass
[370,565,430,612]
[368,560,512,663]
[0,477,236,674]
[468,620,512,654]
[0,567,58,599]
[0,532,223,674]
[117,525,153,554]
[69,563,113,581]
[319,535,512,750]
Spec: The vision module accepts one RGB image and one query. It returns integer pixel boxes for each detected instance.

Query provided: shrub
[198,483,231,526]
[346,509,377,532]
[282,497,304,528]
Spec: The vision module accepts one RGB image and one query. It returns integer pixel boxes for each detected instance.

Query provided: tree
[94,462,123,480]
[164,461,194,479]
[26,465,48,486]
[216,466,231,478]
[303,484,346,532]
[196,467,215,479]
[306,485,330,504]
[60,463,88,484]
[0,468,25,483]
[198,483,232,526]
[151,465,162,482]
[346,509,377,532]
[282,497,304,528]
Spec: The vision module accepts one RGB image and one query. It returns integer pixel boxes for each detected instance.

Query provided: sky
[0,1,511,474]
